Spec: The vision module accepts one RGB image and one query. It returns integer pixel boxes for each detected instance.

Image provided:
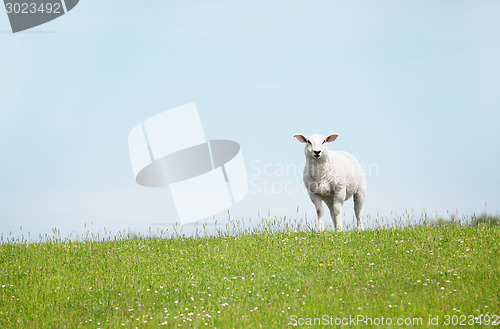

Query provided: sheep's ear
[294,134,308,143]
[326,134,339,143]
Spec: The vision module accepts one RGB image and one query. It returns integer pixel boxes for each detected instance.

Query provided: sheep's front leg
[326,199,343,232]
[331,198,344,232]
[309,194,325,232]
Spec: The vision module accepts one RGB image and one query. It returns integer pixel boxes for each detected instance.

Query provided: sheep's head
[294,133,339,159]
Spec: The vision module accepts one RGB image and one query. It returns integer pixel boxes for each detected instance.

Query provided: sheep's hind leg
[310,194,325,232]
[354,191,365,231]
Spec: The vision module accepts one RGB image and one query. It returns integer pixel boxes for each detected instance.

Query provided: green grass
[0,218,499,328]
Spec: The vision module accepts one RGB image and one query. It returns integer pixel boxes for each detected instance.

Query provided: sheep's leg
[325,200,335,231]
[354,192,365,231]
[310,194,325,232]
[332,198,344,232]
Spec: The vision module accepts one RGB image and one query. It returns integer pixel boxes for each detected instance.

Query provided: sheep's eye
[307,140,311,145]
[322,140,326,144]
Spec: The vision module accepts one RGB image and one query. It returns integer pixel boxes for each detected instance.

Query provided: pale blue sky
[1,1,499,239]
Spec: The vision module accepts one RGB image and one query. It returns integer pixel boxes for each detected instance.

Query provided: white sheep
[294,133,366,232]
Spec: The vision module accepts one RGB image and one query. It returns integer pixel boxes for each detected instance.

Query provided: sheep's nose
[313,150,321,157]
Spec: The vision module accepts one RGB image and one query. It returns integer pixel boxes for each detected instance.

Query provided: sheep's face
[294,133,339,159]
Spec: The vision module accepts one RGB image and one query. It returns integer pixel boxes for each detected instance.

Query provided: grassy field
[0,217,499,328]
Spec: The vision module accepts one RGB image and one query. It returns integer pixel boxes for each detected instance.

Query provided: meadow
[0,214,499,328]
